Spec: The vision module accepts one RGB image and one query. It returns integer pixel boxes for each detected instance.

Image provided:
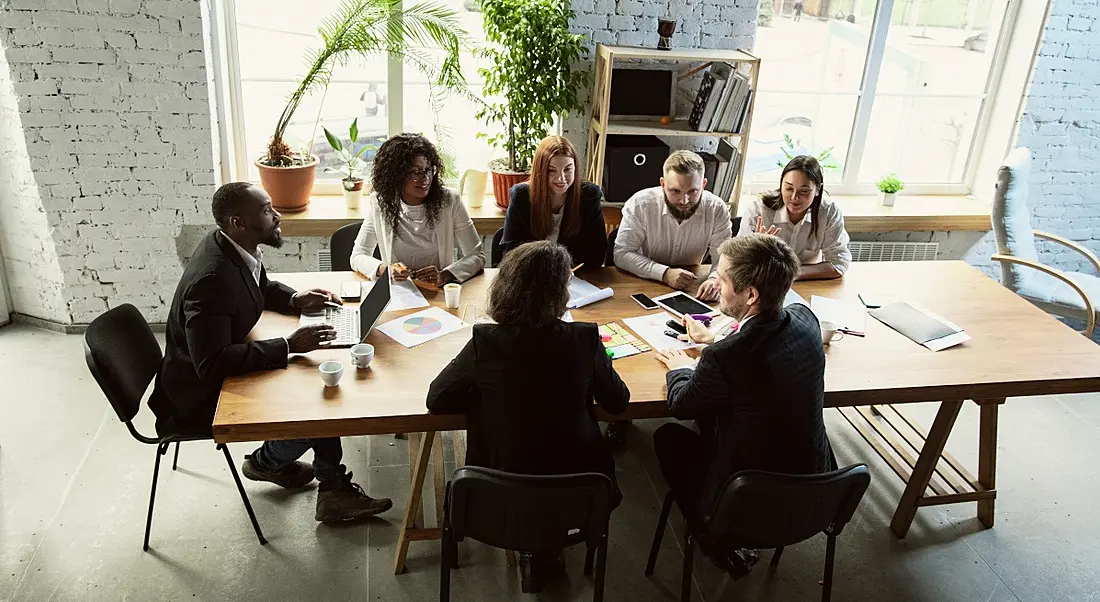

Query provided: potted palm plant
[475,0,587,210]
[877,173,905,206]
[323,119,376,209]
[256,0,471,212]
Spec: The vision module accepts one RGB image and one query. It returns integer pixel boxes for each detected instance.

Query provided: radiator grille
[316,250,332,271]
[849,241,938,262]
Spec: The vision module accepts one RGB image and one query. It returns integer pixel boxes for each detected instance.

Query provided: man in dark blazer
[653,233,834,578]
[149,182,392,523]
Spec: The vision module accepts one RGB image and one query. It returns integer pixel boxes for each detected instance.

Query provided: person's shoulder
[818,191,844,217]
[507,182,532,209]
[624,187,661,210]
[785,303,821,329]
[579,182,603,202]
[701,191,731,214]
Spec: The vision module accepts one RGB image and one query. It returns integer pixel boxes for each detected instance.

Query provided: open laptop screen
[358,267,391,339]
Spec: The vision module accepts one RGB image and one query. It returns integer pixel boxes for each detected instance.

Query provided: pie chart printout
[403,316,443,336]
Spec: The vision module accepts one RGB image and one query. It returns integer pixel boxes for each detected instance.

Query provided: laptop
[298,268,392,347]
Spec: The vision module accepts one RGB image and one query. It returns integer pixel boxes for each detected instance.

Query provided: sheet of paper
[622,312,700,351]
[784,289,808,307]
[916,305,971,351]
[380,278,430,311]
[377,306,467,348]
[810,295,867,334]
[568,276,613,309]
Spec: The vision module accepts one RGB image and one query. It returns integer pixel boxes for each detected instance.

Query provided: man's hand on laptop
[292,288,341,310]
[287,324,338,353]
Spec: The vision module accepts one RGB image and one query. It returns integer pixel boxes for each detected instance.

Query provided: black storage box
[602,135,670,204]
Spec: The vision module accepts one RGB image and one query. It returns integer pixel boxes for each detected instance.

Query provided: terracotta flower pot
[255,156,318,213]
[488,159,529,211]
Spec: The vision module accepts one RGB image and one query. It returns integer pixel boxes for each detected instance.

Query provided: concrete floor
[3,322,1100,602]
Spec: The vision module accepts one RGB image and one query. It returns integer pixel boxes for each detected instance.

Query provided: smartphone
[858,292,881,309]
[631,293,660,310]
[665,319,687,334]
[340,281,362,302]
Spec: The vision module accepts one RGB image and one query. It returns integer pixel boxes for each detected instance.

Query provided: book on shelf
[713,138,741,200]
[687,71,717,131]
[694,66,730,132]
[705,63,735,131]
[715,71,748,132]
[688,63,753,133]
[698,152,718,193]
[734,88,754,133]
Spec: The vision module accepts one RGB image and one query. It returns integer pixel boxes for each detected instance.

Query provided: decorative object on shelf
[877,173,905,207]
[458,168,488,209]
[476,0,588,209]
[322,118,376,210]
[657,18,676,50]
[256,0,471,212]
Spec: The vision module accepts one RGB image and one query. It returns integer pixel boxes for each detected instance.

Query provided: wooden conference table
[214,262,1100,574]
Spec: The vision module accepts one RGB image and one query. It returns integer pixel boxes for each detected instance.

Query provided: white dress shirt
[391,201,441,271]
[738,193,852,274]
[613,187,732,282]
[220,231,289,354]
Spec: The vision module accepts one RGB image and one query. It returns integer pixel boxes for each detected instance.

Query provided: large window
[224,0,501,192]
[749,0,1016,192]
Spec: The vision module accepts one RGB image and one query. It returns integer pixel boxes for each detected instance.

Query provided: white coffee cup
[319,361,344,386]
[350,343,374,369]
[444,283,462,309]
[820,320,844,345]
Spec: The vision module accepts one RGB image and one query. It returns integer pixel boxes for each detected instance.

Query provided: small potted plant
[323,119,376,209]
[476,0,587,209]
[876,173,905,206]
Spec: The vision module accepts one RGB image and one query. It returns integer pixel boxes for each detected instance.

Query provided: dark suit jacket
[148,230,297,433]
[665,304,833,513]
[427,321,630,503]
[501,182,608,267]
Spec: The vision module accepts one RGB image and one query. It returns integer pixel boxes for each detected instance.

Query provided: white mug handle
[458,169,470,200]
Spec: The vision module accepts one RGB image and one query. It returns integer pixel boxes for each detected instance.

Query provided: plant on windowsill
[255,0,472,213]
[475,0,588,210]
[876,173,905,207]
[777,133,840,171]
[323,119,377,210]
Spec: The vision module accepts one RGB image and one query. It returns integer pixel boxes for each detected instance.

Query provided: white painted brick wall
[0,0,216,324]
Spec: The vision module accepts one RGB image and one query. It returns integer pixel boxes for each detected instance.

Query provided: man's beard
[664,195,700,221]
[720,295,748,322]
[261,229,284,249]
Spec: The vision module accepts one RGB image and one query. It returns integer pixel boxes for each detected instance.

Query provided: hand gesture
[412,265,441,287]
[287,324,337,353]
[754,216,781,236]
[385,263,410,281]
[291,288,340,310]
[695,278,720,302]
[681,315,714,345]
[655,348,697,371]
[662,268,696,290]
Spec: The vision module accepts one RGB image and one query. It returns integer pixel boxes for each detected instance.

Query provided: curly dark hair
[370,133,446,237]
[488,241,572,328]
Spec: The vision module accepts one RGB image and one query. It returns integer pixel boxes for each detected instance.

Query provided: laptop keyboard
[300,306,359,346]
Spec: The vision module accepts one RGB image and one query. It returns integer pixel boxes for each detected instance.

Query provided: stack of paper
[810,295,867,335]
[568,277,613,309]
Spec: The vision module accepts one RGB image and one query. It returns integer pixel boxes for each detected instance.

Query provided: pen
[324,301,343,308]
[839,329,865,337]
[571,263,584,273]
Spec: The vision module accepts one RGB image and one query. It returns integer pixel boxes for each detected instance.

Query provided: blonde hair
[663,150,705,177]
[718,234,800,314]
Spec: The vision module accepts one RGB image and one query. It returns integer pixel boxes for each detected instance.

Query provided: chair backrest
[447,466,612,554]
[490,227,505,267]
[84,304,163,424]
[732,216,742,235]
[329,221,365,272]
[604,227,619,267]
[991,147,1039,291]
[703,464,870,549]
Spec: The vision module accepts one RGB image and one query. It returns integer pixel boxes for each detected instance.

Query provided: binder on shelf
[696,66,729,132]
[688,71,717,131]
[734,89,754,133]
[698,152,718,192]
[706,63,736,131]
[716,72,748,132]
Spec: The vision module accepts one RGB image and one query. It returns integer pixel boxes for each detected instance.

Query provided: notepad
[869,302,970,351]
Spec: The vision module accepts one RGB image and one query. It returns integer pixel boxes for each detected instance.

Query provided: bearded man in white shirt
[613,150,733,302]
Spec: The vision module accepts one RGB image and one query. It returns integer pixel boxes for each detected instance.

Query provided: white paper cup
[444,283,462,309]
[350,343,374,369]
[820,320,844,345]
[319,361,344,386]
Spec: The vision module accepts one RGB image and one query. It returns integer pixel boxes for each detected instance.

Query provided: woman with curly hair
[350,133,485,285]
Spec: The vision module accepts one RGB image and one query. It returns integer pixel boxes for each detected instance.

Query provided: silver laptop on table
[298,268,392,347]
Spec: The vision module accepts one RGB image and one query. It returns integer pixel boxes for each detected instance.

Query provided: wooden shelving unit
[584,44,761,215]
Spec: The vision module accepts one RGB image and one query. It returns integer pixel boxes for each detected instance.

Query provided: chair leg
[593,532,608,602]
[680,531,694,602]
[821,533,836,602]
[440,523,452,602]
[171,441,180,471]
[584,544,595,576]
[771,546,785,566]
[143,443,168,551]
[645,491,674,575]
[219,443,267,545]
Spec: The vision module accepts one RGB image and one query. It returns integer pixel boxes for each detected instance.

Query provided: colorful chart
[403,316,443,335]
[599,323,652,360]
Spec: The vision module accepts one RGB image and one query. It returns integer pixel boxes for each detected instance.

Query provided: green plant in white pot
[323,119,377,209]
[876,173,905,206]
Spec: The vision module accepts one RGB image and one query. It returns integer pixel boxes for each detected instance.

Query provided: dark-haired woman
[501,135,607,267]
[350,133,485,284]
[426,241,629,593]
[738,155,851,280]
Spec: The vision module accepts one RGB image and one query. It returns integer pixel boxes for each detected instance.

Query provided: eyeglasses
[407,167,436,182]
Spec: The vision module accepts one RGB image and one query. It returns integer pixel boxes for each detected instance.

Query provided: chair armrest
[1033,230,1100,274]
[991,254,1096,338]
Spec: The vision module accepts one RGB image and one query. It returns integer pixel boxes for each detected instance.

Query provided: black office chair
[645,464,870,602]
[84,304,266,551]
[490,227,505,267]
[604,227,618,268]
[329,221,375,271]
[441,467,612,602]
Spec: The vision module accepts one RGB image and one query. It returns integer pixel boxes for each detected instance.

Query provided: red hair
[528,136,582,240]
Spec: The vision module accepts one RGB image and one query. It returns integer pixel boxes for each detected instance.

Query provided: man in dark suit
[653,233,834,578]
[150,182,392,523]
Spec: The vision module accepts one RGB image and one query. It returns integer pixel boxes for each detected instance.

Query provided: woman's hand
[754,216,781,236]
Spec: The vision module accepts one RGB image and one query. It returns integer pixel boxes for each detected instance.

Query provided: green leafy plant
[758,0,773,27]
[259,0,472,168]
[877,173,905,194]
[777,133,839,170]
[322,118,378,189]
[476,0,588,173]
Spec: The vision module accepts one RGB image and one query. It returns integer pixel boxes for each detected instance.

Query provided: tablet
[653,291,715,318]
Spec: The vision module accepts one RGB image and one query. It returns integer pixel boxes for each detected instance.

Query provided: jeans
[251,437,345,484]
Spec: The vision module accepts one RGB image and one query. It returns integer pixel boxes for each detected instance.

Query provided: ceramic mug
[820,320,844,345]
[350,343,374,369]
[458,169,487,208]
[319,361,344,386]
